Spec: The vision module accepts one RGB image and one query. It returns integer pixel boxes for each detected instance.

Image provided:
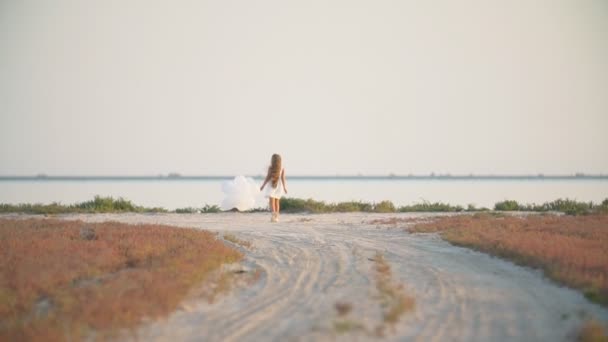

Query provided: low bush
[494,200,521,211]
[399,201,464,212]
[373,200,396,213]
[174,205,221,214]
[494,198,604,215]
[0,196,168,214]
[279,198,398,213]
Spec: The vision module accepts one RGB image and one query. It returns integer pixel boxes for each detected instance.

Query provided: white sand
[28,212,608,341]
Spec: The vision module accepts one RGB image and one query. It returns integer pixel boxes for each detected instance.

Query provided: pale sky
[1,0,607,176]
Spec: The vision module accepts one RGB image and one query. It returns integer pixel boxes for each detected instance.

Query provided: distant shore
[1,174,608,181]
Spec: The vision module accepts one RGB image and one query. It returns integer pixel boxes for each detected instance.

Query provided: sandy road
[57,212,607,341]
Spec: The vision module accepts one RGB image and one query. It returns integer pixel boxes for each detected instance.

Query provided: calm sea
[1,178,607,210]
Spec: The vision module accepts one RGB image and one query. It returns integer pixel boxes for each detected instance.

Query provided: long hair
[267,154,282,188]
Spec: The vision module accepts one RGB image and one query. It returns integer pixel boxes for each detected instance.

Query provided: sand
[36,212,608,341]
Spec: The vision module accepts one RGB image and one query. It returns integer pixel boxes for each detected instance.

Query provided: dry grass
[0,218,243,341]
[328,254,415,337]
[410,213,608,306]
[578,320,608,342]
[372,252,415,328]
[223,233,253,249]
[367,217,426,226]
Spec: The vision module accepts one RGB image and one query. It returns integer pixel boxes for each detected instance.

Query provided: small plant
[334,301,353,316]
[200,204,222,213]
[223,234,253,249]
[332,319,365,334]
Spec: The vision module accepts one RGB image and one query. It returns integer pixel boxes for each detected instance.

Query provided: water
[1,178,606,210]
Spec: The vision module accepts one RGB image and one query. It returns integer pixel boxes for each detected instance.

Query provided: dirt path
[56,212,607,341]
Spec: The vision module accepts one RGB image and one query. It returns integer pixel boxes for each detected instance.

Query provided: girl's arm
[281,169,287,194]
[260,174,270,191]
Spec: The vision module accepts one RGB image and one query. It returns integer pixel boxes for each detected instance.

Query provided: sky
[1,0,607,176]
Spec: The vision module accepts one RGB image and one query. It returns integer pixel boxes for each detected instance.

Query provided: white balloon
[221,176,266,211]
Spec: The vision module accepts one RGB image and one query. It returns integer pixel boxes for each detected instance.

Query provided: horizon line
[1,173,607,181]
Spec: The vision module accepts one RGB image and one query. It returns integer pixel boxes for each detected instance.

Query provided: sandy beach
[28,212,608,341]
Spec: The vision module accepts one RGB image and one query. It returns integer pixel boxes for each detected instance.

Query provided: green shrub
[373,200,396,213]
[175,205,220,213]
[200,204,221,213]
[334,201,373,212]
[494,200,521,211]
[280,198,329,213]
[175,207,198,214]
[494,198,599,215]
[0,196,168,214]
[74,196,139,212]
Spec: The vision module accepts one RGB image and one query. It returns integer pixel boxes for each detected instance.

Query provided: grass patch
[410,213,608,306]
[0,196,222,215]
[578,320,608,342]
[371,253,415,327]
[279,197,607,215]
[223,234,253,249]
[398,201,468,212]
[175,205,222,214]
[332,319,365,334]
[279,198,461,214]
[0,218,243,341]
[0,196,167,215]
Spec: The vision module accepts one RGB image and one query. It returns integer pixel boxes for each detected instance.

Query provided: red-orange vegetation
[0,218,243,341]
[411,213,608,306]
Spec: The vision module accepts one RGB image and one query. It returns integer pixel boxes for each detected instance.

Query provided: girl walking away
[260,154,288,222]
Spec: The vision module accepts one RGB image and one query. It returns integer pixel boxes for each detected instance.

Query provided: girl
[260,154,288,222]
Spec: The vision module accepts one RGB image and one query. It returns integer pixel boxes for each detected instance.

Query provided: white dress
[267,169,284,199]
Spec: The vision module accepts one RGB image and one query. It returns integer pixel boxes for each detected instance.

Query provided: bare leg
[269,198,277,222]
[273,198,279,222]
[275,198,280,215]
